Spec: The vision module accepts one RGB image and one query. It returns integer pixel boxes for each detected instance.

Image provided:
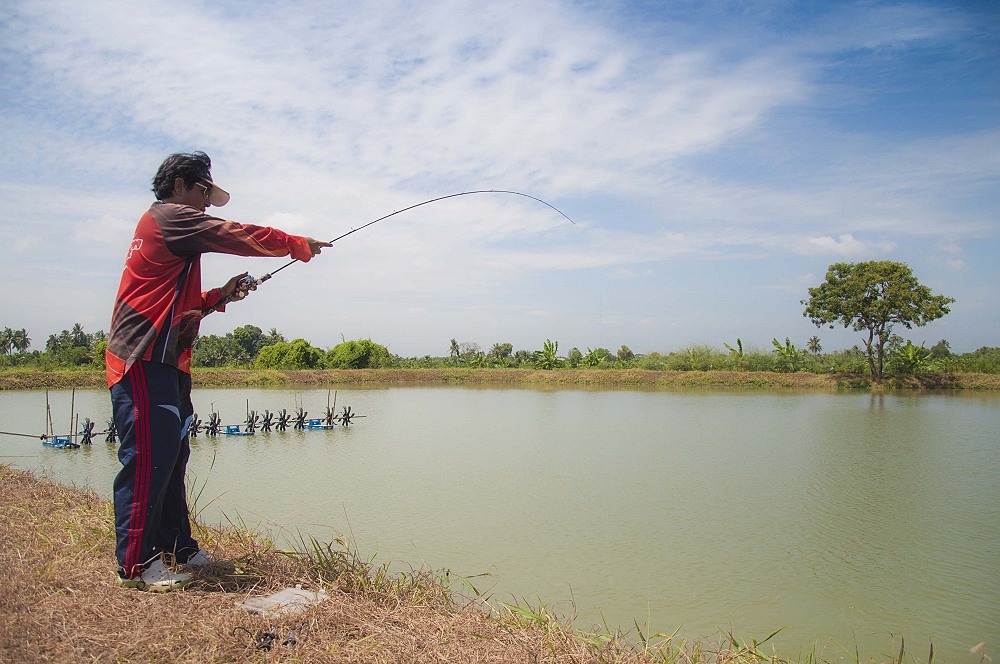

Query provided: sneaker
[182,548,216,567]
[182,548,235,573]
[118,558,192,592]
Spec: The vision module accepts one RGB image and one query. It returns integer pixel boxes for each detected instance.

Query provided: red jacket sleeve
[151,204,314,261]
[201,287,227,313]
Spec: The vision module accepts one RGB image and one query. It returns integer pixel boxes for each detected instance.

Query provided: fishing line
[210,189,575,313]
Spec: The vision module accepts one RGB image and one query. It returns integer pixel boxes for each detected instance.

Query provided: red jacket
[106,202,313,387]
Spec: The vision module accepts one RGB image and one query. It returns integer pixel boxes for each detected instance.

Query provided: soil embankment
[3,367,998,391]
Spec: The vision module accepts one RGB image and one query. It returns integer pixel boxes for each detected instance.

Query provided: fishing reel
[205,273,274,315]
[233,275,257,299]
[230,273,272,303]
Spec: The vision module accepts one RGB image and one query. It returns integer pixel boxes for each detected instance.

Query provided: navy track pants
[111,360,199,578]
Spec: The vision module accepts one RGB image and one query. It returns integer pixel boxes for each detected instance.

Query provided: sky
[1,0,997,358]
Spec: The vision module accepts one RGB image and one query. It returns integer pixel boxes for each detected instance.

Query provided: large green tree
[41,323,103,365]
[230,325,263,362]
[193,325,285,367]
[802,261,954,381]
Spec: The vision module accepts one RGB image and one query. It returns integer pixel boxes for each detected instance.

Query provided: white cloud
[609,267,638,281]
[1,0,997,354]
[945,258,966,270]
[796,233,896,258]
[74,215,137,248]
[257,212,310,235]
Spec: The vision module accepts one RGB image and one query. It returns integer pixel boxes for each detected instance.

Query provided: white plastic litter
[237,584,329,616]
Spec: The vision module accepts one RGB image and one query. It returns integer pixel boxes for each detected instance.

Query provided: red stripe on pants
[125,362,152,576]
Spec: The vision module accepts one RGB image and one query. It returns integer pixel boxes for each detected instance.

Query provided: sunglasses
[194,181,213,201]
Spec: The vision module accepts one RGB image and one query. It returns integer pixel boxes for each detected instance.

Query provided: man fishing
[106,151,331,590]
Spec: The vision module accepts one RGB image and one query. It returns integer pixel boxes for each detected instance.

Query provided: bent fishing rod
[207,189,575,314]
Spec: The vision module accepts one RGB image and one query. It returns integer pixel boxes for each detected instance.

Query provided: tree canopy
[253,339,323,369]
[325,339,393,369]
[802,261,954,381]
[193,325,284,367]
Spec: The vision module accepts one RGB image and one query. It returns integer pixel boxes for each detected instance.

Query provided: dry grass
[1,465,805,664]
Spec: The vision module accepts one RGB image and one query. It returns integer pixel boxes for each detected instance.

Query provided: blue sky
[1,0,997,357]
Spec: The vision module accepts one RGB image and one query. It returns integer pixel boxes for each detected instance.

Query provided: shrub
[254,339,323,369]
[324,339,394,369]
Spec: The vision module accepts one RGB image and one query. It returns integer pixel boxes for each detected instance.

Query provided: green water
[2,387,997,662]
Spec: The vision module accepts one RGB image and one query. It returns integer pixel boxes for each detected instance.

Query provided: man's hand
[221,272,255,302]
[306,238,333,256]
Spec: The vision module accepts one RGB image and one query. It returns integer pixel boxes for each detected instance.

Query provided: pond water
[1,386,997,662]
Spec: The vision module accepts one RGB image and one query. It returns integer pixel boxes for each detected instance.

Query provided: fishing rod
[207,189,575,313]
[1,418,109,442]
[0,429,60,440]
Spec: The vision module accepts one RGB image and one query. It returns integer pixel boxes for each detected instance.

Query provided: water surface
[2,386,997,661]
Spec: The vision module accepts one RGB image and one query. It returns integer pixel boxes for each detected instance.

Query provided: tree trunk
[865,329,878,381]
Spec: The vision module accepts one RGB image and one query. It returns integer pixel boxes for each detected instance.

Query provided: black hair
[151,151,213,200]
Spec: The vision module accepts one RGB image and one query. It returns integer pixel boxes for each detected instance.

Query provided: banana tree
[724,338,744,370]
[532,339,565,370]
[888,340,934,374]
[582,347,611,367]
[771,337,803,372]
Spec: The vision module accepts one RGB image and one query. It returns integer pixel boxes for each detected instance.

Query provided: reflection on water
[1,386,998,661]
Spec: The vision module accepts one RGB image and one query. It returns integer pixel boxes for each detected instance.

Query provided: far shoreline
[2,367,999,391]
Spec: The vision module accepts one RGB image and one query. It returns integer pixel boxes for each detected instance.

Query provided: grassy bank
[3,367,1000,391]
[0,465,814,663]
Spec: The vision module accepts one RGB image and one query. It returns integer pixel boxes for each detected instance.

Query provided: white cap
[204,177,230,207]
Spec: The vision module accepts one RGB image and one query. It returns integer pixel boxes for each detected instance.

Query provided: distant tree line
[419,336,1000,377]
[192,326,395,370]
[1,323,107,368]
[3,321,999,376]
[2,261,992,378]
